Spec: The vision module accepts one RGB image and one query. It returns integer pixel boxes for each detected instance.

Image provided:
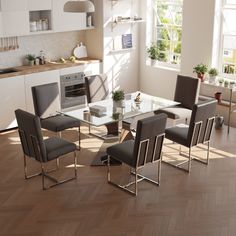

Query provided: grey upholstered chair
[31,82,81,149]
[106,113,167,196]
[164,99,217,172]
[15,109,77,190]
[155,75,200,123]
[85,74,118,136]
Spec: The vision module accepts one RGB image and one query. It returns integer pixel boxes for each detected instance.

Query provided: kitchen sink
[0,68,19,75]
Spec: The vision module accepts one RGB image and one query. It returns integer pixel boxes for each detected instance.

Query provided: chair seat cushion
[155,106,192,120]
[41,115,80,132]
[44,137,76,161]
[107,140,136,167]
[165,124,189,147]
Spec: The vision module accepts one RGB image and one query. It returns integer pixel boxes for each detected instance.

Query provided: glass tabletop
[60,91,179,127]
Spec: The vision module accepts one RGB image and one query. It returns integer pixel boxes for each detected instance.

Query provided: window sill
[146,60,180,72]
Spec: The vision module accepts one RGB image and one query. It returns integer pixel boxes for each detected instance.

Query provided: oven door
[61,80,86,109]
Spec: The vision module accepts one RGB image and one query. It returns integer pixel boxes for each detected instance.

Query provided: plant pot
[214,92,222,103]
[215,115,224,129]
[209,75,216,84]
[197,73,205,82]
[113,100,125,109]
[150,59,157,66]
[28,60,34,66]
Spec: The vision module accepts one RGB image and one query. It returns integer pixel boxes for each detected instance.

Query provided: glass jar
[30,21,37,32]
[42,19,49,31]
[36,20,43,31]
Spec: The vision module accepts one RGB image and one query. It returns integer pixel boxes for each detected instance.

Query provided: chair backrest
[15,109,47,162]
[187,99,217,147]
[174,75,200,109]
[85,74,109,103]
[133,113,167,168]
[31,82,61,119]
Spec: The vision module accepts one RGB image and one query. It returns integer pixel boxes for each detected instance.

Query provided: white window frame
[219,0,236,80]
[150,0,183,69]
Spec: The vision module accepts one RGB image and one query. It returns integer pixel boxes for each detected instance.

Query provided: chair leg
[107,155,137,196]
[74,151,77,177]
[23,154,41,179]
[77,127,81,151]
[39,152,77,190]
[56,158,60,169]
[188,147,192,173]
[158,158,162,185]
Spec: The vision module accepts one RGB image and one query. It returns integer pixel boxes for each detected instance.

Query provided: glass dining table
[60,91,179,139]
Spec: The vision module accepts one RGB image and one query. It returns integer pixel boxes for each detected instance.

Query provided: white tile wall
[0,31,86,69]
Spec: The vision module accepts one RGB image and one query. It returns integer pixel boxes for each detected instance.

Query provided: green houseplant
[193,63,208,82]
[112,90,125,108]
[208,68,218,84]
[25,54,36,66]
[147,43,158,64]
[229,81,235,89]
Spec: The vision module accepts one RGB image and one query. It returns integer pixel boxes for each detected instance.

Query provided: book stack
[89,105,107,117]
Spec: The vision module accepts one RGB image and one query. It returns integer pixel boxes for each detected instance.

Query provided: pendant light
[64,0,95,13]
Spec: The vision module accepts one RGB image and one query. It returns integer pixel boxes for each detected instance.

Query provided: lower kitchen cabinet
[25,70,60,113]
[0,75,26,131]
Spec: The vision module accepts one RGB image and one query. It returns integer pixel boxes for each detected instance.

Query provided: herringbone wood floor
[0,125,236,236]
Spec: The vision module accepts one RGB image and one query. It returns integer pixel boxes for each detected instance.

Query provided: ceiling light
[64,0,95,13]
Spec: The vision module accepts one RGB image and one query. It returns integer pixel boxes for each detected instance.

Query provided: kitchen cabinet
[2,11,29,36]
[0,75,26,131]
[25,70,60,113]
[1,0,28,36]
[1,0,28,11]
[28,0,52,11]
[52,0,87,32]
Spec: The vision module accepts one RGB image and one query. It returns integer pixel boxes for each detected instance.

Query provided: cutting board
[73,43,88,59]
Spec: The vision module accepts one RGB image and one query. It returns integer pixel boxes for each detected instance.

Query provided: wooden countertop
[0,58,101,79]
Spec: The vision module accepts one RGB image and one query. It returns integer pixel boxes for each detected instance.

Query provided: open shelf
[109,47,135,53]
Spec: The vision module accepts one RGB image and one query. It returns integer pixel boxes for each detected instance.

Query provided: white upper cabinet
[28,0,52,11]
[2,11,29,36]
[52,0,86,32]
[1,0,28,11]
[1,0,29,36]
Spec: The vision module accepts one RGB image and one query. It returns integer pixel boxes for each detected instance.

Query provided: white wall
[102,0,140,93]
[139,0,216,99]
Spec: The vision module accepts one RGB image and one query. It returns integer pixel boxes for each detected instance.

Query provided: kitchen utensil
[0,38,3,52]
[73,42,88,59]
[16,37,19,49]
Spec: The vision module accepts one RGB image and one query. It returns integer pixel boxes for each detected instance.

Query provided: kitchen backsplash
[0,31,85,69]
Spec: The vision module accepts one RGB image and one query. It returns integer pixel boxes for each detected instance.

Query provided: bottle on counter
[39,50,45,65]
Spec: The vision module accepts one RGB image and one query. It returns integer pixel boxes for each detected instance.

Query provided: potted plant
[147,43,158,65]
[229,81,235,89]
[193,63,208,82]
[218,78,224,86]
[224,80,229,88]
[112,89,125,108]
[25,54,36,66]
[208,68,218,84]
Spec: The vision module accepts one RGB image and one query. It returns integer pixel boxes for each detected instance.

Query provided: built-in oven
[60,72,86,109]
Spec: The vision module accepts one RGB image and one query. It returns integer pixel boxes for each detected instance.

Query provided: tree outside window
[153,0,183,65]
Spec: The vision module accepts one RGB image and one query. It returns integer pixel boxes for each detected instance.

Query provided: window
[152,0,183,66]
[220,0,236,76]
